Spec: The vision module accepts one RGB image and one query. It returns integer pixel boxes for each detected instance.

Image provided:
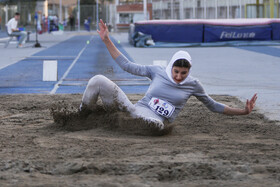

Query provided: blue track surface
[236,46,280,58]
[0,35,149,94]
[2,34,278,95]
[0,31,7,38]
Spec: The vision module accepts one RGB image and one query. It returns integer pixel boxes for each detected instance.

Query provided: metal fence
[77,4,114,31]
[1,0,279,32]
[152,0,280,19]
[0,2,37,31]
[0,3,114,32]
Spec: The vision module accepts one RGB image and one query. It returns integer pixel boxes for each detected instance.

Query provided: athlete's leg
[81,75,164,130]
[132,105,165,130]
[81,75,135,112]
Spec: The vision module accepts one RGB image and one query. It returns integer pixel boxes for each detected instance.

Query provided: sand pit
[0,94,280,187]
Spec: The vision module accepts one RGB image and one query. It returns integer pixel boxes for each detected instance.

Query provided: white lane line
[50,36,93,94]
[50,46,86,94]
[28,56,76,58]
[0,37,9,41]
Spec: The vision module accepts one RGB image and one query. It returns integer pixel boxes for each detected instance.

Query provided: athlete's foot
[78,103,92,118]
[147,118,164,130]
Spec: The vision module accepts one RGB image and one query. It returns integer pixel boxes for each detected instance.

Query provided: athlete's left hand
[244,93,257,114]
[97,19,109,41]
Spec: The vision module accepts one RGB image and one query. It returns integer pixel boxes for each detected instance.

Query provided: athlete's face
[172,66,189,84]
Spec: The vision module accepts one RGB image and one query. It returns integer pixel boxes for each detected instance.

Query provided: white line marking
[50,36,93,94]
[29,56,76,58]
[0,37,9,41]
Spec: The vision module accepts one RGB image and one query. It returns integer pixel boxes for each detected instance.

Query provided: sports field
[0,32,280,186]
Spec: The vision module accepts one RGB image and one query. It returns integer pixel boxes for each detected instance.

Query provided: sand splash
[50,100,173,136]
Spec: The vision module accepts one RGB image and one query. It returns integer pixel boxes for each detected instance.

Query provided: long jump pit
[0,94,280,186]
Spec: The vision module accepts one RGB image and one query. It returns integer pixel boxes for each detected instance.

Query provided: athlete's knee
[88,75,108,87]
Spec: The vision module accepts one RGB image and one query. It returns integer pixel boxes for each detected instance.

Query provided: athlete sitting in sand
[79,19,258,130]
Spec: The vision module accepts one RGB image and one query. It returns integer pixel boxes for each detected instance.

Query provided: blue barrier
[134,19,280,43]
[271,23,280,40]
[204,25,272,42]
[135,24,203,43]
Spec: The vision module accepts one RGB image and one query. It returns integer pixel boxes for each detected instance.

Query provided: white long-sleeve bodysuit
[81,51,225,128]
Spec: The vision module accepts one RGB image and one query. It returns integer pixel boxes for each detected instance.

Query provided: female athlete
[79,19,257,130]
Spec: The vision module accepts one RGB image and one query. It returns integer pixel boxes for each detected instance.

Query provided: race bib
[148,97,175,118]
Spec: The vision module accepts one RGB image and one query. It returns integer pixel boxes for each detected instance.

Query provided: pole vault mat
[0,35,150,94]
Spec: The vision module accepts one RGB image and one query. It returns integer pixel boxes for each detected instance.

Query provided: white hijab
[165,50,192,85]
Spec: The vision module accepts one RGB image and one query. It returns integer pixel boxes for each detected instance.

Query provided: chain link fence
[0,2,114,32]
[1,0,279,33]
[152,0,279,19]
[0,2,38,32]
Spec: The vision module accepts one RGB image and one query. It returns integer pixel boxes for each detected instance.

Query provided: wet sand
[0,94,280,187]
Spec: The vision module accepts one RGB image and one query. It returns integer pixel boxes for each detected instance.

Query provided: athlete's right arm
[97,19,152,78]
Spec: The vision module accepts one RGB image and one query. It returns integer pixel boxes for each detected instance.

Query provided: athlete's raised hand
[97,19,109,41]
[244,93,258,114]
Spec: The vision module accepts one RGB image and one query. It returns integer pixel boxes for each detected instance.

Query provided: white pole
[193,0,195,19]
[5,4,8,24]
[179,0,184,19]
[59,0,62,23]
[65,6,68,21]
[78,0,80,31]
[143,0,147,20]
[215,0,217,19]
[44,0,48,17]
